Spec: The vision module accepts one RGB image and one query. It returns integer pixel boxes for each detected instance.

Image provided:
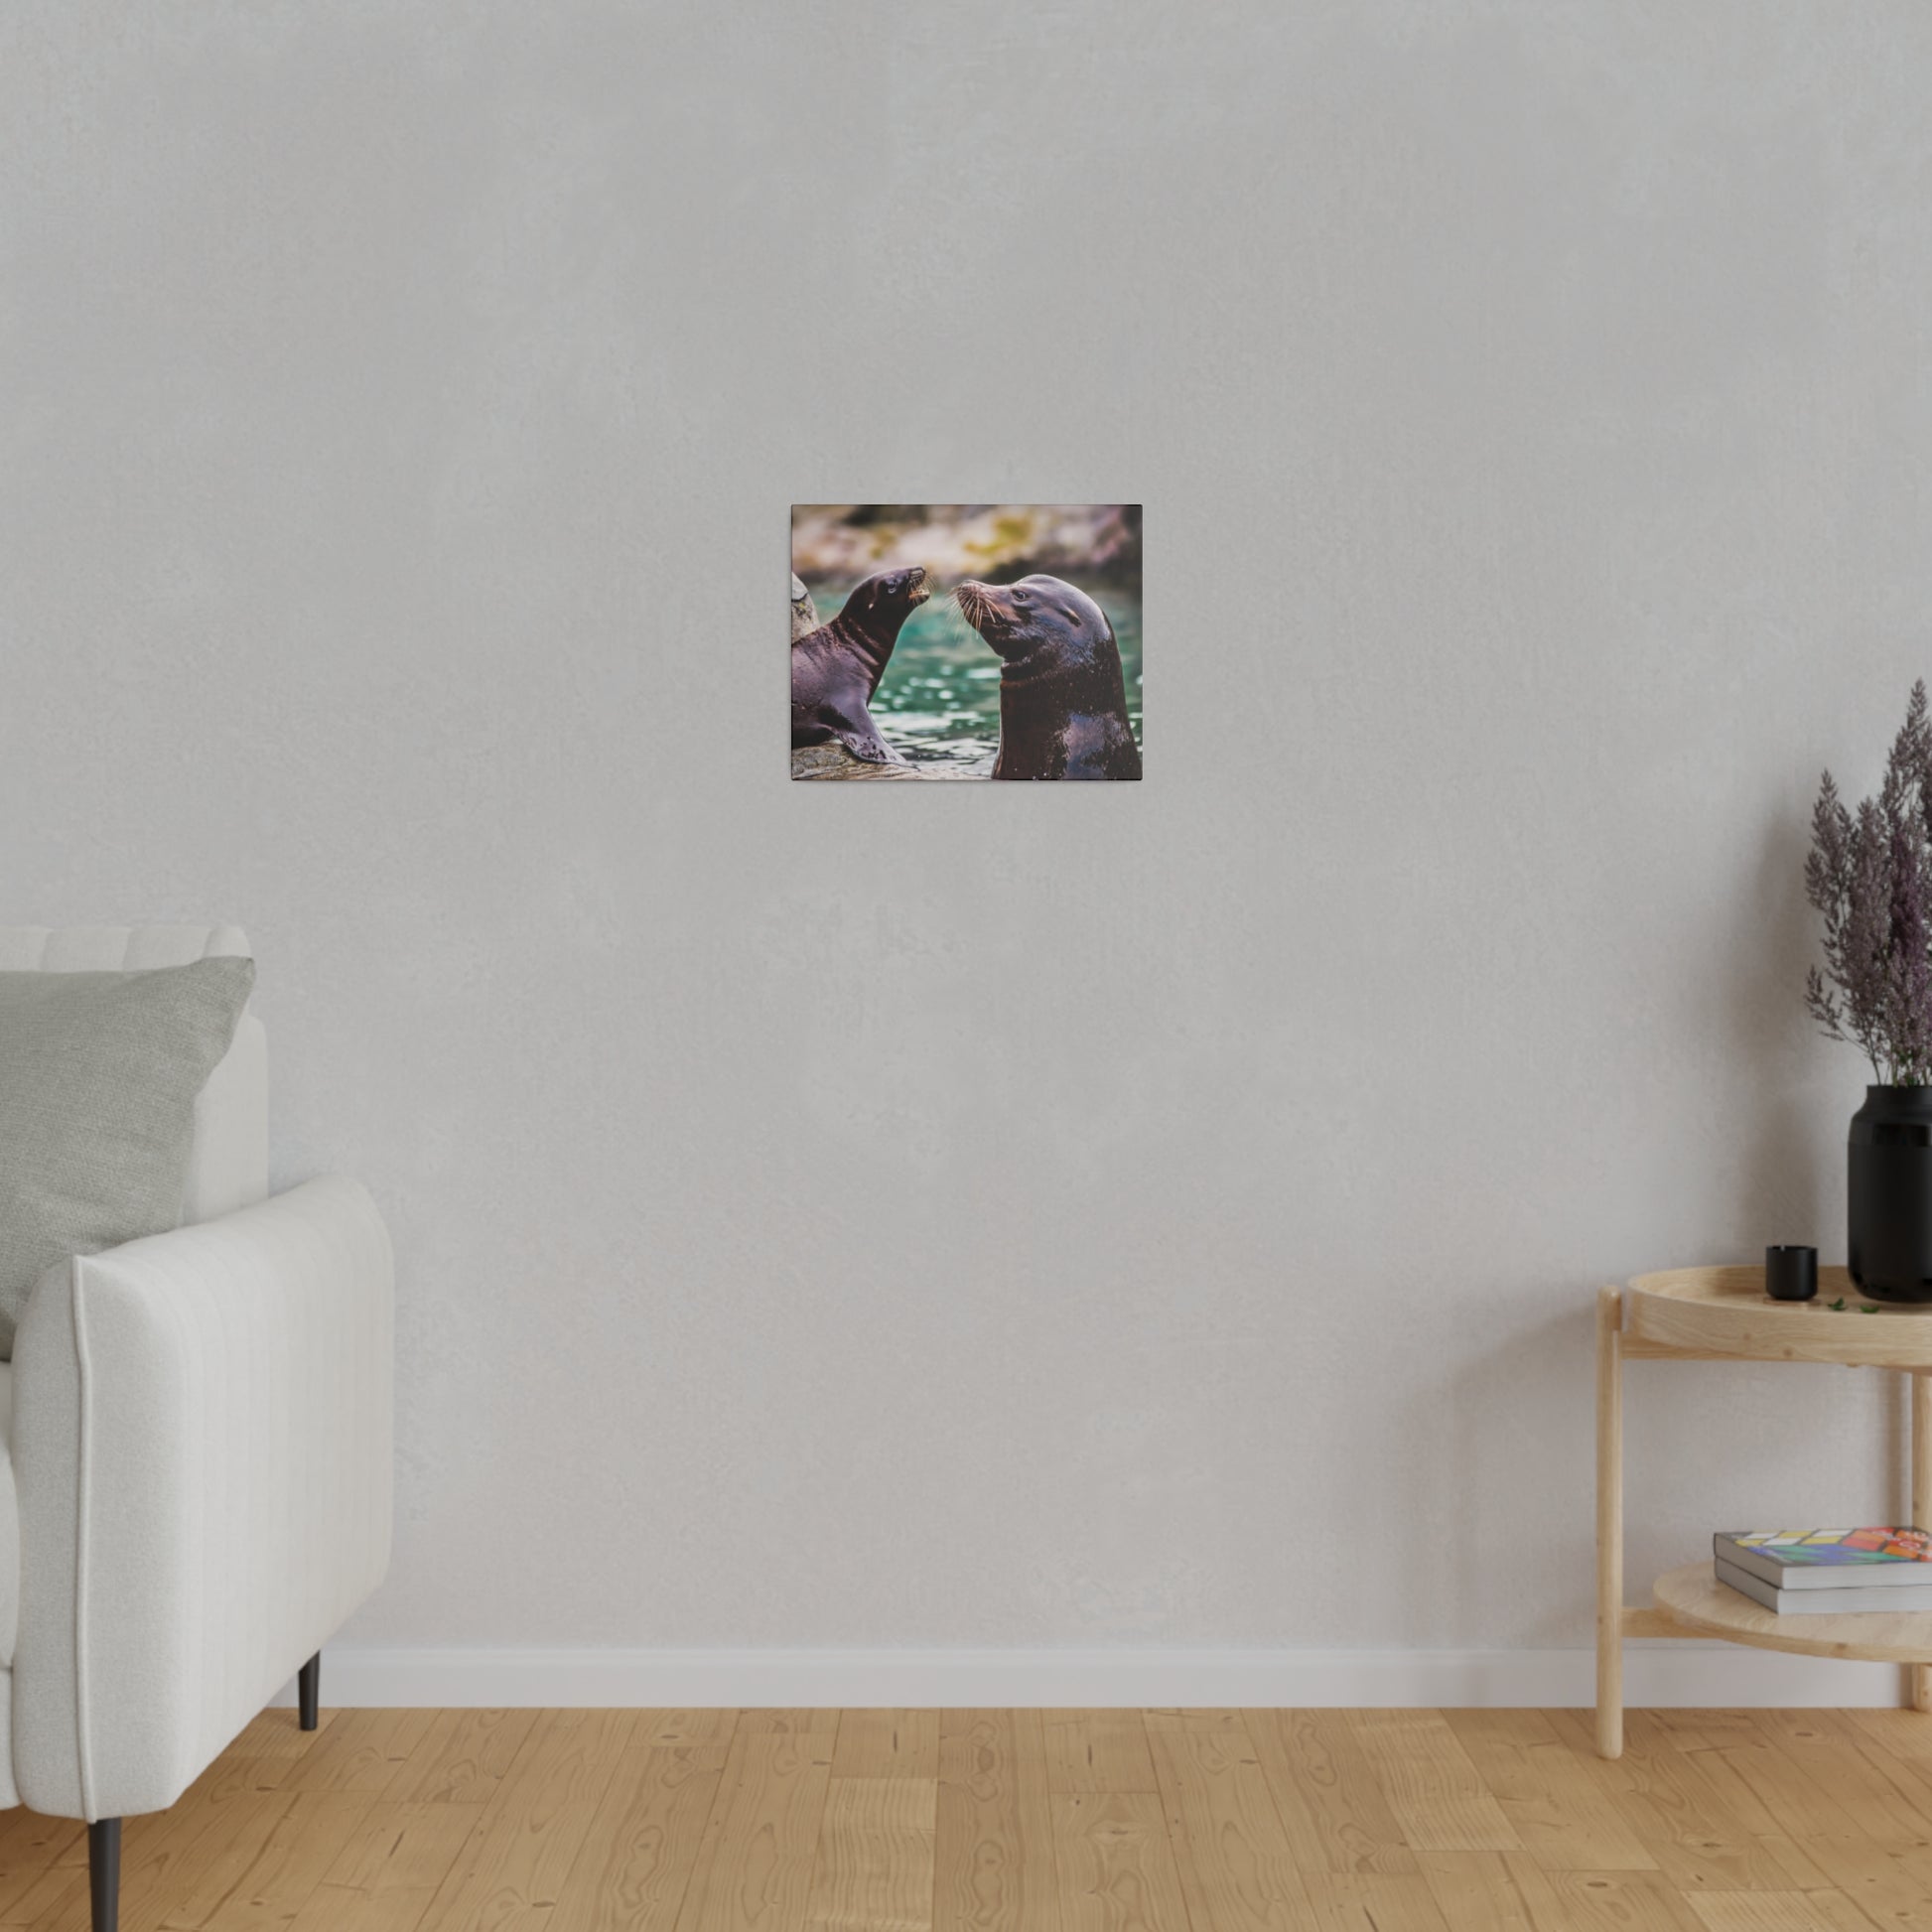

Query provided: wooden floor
[5,1708,1932,1929]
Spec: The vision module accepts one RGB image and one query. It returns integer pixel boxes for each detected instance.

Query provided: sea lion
[790,565,929,764]
[953,575,1142,780]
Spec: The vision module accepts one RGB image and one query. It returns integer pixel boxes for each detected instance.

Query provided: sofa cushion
[0,928,267,1229]
[0,958,255,1358]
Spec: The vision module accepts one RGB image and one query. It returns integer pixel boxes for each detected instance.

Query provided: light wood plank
[1748,1710,1932,1839]
[833,1714,940,1782]
[1140,1710,1246,1736]
[1752,1840,1844,1894]
[675,1727,833,1932]
[415,1709,634,1932]
[272,1711,442,1796]
[33,1705,1932,1932]
[1246,1709,1417,1875]
[384,1710,539,1805]
[740,1711,842,1735]
[188,1757,288,1808]
[1416,1851,1556,1932]
[1613,1720,1792,1849]
[1689,1727,1878,1844]
[1050,1794,1187,1932]
[128,1792,297,1932]
[228,1711,337,1762]
[933,1711,1062,1932]
[11,1874,90,1930]
[287,1802,486,1932]
[548,1744,728,1932]
[1345,1712,1521,1855]
[1638,1712,1769,1755]
[1443,1709,1653,1869]
[1796,1836,1932,1932]
[0,1815,83,1923]
[1040,1717,1155,1796]
[1300,1870,1452,1931]
[1844,1703,1932,1768]
[1597,1737,1833,1896]
[0,1827,91,1932]
[194,1790,374,1930]
[645,1713,742,1748]
[1685,1891,1875,1932]
[1544,1710,1814,1894]
[804,1777,935,1931]
[1145,1712,1311,1930]
[1537,1869,1710,1931]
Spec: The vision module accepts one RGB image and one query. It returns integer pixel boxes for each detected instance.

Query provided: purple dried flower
[1883,680,1932,823]
[1807,682,1932,1084]
[1804,770,1851,918]
[1887,815,1932,1081]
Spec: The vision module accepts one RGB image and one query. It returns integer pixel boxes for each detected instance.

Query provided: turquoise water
[805,586,1144,772]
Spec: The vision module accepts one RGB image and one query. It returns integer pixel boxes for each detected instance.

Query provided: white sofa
[0,925,393,1932]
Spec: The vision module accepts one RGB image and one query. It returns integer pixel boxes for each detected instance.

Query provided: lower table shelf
[1651,1561,1932,1665]
[1597,1277,1932,1758]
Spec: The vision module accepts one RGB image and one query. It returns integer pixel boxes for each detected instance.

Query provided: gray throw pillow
[0,956,256,1356]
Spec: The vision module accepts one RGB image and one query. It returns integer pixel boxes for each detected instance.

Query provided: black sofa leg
[298,1652,321,1731]
[84,1658,317,1930]
[89,1818,120,1932]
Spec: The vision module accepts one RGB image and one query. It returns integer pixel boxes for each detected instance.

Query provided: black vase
[1849,1085,1932,1304]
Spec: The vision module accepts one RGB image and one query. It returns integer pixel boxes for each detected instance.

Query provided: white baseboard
[273,1643,1914,1710]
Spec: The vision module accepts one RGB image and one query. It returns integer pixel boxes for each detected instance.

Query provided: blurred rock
[791,744,930,780]
[790,571,818,643]
[791,502,1140,589]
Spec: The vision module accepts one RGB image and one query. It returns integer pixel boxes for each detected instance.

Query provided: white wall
[6,0,1932,1690]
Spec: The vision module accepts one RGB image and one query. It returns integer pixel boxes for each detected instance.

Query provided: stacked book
[1716,1528,1932,1614]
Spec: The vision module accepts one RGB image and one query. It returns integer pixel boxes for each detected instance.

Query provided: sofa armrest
[10,1176,393,1819]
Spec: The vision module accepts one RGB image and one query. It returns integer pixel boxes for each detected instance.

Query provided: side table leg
[1914,1371,1932,1715]
[1596,1286,1624,1758]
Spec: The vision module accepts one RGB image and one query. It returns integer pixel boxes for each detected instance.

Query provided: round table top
[1653,1561,1932,1663]
[1625,1265,1932,1367]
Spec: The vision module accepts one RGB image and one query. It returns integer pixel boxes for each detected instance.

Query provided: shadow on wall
[1403,812,1890,1651]
[1444,1302,1591,1648]
[1726,810,1830,1248]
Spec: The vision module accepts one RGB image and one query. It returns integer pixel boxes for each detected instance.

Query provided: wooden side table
[1595,1266,1932,1758]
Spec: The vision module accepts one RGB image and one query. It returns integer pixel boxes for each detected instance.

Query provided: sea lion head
[841,564,931,636]
[953,574,1114,671]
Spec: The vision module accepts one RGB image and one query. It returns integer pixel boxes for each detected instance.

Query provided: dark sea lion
[954,575,1142,780]
[790,565,930,764]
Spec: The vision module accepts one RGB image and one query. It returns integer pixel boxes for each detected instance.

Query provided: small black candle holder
[1765,1245,1818,1303]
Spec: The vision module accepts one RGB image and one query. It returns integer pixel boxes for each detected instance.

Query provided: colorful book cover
[1721,1528,1932,1568]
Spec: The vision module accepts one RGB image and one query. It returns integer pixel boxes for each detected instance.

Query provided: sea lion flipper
[834,723,906,765]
